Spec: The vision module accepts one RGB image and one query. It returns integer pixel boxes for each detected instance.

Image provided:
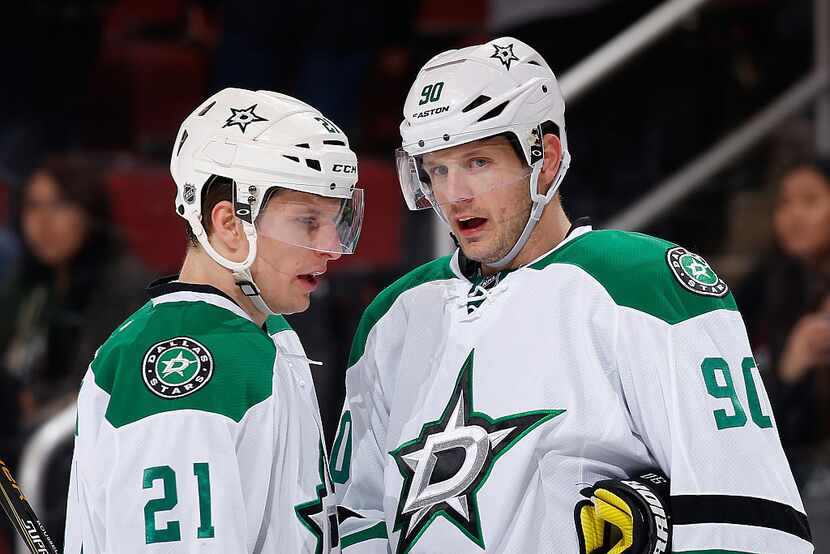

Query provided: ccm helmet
[171,88,362,314]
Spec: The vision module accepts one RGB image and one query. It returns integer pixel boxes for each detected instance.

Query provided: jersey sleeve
[64,311,277,554]
[66,368,264,554]
[617,304,813,553]
[332,302,401,552]
[111,406,250,552]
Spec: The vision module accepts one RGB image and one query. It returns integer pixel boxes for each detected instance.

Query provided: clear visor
[395,142,532,211]
[255,187,364,255]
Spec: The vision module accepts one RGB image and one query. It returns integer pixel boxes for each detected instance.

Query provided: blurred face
[21,171,90,268]
[250,190,343,314]
[422,136,531,263]
[774,166,830,262]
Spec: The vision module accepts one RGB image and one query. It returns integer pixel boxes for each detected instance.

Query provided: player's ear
[208,200,248,261]
[539,134,562,195]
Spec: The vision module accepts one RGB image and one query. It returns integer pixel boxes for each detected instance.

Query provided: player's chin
[459,241,497,263]
[286,287,313,315]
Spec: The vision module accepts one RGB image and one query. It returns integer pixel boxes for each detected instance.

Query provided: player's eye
[296,216,320,230]
[468,158,488,169]
[427,165,448,178]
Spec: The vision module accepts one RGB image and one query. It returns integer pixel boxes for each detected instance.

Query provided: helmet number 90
[418,82,445,106]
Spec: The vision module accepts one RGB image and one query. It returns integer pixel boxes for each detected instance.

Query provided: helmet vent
[425,59,465,72]
[197,101,217,116]
[306,159,322,171]
[176,129,189,156]
[477,101,508,122]
[295,143,311,149]
[323,140,346,146]
[462,95,491,113]
[527,60,541,66]
[283,155,300,163]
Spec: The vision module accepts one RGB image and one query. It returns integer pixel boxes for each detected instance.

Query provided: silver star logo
[161,351,195,378]
[399,384,514,533]
[688,260,711,279]
[390,351,564,552]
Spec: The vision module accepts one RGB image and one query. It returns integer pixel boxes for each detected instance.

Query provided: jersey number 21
[143,462,215,544]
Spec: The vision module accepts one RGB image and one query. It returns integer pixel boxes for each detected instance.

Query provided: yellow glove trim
[577,502,606,552]
[593,489,634,554]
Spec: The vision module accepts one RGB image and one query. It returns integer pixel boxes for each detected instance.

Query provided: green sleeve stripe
[530,230,737,325]
[348,256,455,367]
[341,522,388,549]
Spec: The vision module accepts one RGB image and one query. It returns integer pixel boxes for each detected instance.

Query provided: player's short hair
[501,120,561,166]
[185,175,232,246]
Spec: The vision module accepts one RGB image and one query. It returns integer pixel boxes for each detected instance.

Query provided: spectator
[738,159,830,473]
[0,156,151,432]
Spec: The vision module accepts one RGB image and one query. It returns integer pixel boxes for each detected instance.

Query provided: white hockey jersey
[64,280,339,553]
[332,225,812,553]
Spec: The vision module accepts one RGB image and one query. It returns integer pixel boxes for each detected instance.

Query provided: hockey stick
[0,459,58,554]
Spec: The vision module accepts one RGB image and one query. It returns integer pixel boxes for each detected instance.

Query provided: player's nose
[316,223,343,260]
[440,169,475,205]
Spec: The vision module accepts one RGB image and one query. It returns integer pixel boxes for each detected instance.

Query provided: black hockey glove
[575,470,671,554]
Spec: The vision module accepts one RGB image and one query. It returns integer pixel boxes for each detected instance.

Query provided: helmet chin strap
[232,266,276,317]
[190,216,277,317]
[486,150,570,270]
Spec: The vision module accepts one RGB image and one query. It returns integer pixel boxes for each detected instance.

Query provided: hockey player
[64,88,363,553]
[332,38,813,553]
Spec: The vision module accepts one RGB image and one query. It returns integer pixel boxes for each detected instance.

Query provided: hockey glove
[575,470,671,554]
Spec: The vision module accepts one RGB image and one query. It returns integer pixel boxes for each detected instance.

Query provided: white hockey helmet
[397,37,570,268]
[170,88,363,314]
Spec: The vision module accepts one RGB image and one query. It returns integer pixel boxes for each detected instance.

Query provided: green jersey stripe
[341,522,388,549]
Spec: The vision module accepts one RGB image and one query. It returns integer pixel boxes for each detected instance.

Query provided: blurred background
[0,0,828,551]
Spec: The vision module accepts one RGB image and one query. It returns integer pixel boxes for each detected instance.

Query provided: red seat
[96,0,207,150]
[103,0,186,44]
[416,0,486,33]
[106,157,403,276]
[330,157,404,272]
[124,43,209,149]
[106,165,186,273]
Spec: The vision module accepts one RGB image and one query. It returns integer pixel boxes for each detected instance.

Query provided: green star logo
[389,350,564,553]
[142,337,213,399]
[680,254,717,285]
[295,443,339,553]
[666,246,729,297]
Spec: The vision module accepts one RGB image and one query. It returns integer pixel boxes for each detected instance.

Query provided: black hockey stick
[0,459,58,554]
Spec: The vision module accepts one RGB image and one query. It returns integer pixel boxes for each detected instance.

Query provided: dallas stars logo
[222,104,268,133]
[390,350,564,553]
[490,43,520,70]
[142,337,213,399]
[666,246,729,297]
[295,443,339,554]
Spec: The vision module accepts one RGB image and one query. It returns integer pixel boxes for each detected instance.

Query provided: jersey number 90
[700,357,773,430]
